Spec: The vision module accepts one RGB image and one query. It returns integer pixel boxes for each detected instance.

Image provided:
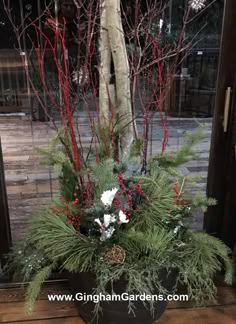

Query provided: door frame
[0,137,12,259]
[204,0,236,248]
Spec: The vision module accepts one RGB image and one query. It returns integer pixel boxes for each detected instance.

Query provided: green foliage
[25,263,57,315]
[178,232,234,305]
[93,262,176,316]
[34,128,68,174]
[7,127,234,319]
[130,138,144,157]
[35,129,79,200]
[120,227,175,265]
[26,209,98,272]
[59,159,79,201]
[5,241,49,282]
[17,205,99,314]
[93,121,117,160]
[131,170,176,230]
[192,192,217,212]
[90,159,117,198]
[151,128,205,168]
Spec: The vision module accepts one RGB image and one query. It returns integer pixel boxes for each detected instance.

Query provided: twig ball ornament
[104,245,126,265]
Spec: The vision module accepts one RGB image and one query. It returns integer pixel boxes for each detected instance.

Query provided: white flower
[190,0,206,12]
[101,188,118,206]
[94,215,117,241]
[95,214,116,229]
[94,218,102,227]
[118,210,129,224]
[104,214,116,227]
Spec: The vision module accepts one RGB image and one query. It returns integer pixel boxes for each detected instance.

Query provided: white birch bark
[105,0,134,158]
[99,0,111,122]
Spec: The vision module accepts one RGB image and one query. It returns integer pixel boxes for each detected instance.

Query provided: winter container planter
[68,270,178,324]
[6,130,233,322]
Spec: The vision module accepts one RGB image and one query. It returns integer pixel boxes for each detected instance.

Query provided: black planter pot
[68,270,177,324]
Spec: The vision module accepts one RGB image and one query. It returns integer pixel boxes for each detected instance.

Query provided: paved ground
[0,115,212,242]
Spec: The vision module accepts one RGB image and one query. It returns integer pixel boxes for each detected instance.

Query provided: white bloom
[94,218,102,227]
[101,188,118,206]
[118,210,129,224]
[95,214,116,229]
[104,214,116,227]
[95,215,117,241]
[190,0,206,11]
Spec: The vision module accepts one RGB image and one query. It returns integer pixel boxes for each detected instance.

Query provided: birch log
[99,0,111,122]
[105,0,134,158]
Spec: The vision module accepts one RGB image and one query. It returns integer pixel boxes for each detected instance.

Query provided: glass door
[159,0,224,231]
[0,0,230,279]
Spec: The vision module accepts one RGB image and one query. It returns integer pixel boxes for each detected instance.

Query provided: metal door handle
[223,87,231,133]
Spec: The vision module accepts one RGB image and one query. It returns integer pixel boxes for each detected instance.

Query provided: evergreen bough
[6,128,234,319]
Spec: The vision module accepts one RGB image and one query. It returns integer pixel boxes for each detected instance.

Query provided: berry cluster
[127,186,134,210]
[134,182,145,197]
[50,195,80,229]
[72,193,79,205]
[118,171,125,190]
[114,191,122,209]
[115,172,147,219]
[117,172,133,214]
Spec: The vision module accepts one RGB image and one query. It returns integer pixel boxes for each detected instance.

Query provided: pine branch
[150,128,205,168]
[25,262,57,315]
[120,227,175,263]
[27,209,98,272]
[178,232,233,304]
[91,159,117,198]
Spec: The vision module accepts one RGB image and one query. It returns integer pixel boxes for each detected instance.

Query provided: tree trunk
[105,0,134,158]
[99,0,111,122]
